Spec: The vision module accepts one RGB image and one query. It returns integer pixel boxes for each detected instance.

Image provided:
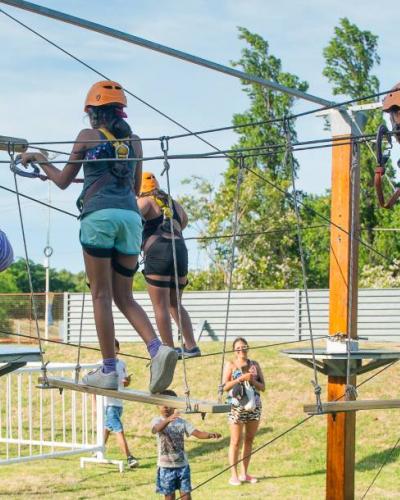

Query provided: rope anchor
[374,124,400,209]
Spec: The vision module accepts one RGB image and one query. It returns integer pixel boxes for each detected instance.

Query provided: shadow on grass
[356,446,400,472]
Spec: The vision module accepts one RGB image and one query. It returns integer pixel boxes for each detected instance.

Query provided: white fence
[64,289,400,344]
[0,363,103,465]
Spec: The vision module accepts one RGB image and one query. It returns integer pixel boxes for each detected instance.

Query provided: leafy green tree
[323,17,400,274]
[182,27,309,289]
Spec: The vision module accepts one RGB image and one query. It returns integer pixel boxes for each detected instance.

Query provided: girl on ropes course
[137,172,201,358]
[0,229,14,272]
[19,81,178,392]
[222,337,265,486]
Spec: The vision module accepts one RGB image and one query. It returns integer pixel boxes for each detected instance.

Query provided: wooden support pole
[326,111,360,500]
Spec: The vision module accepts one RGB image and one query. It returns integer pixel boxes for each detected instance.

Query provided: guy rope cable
[284,118,322,412]
[217,155,244,403]
[8,143,48,386]
[345,140,359,401]
[160,136,192,411]
[182,352,400,498]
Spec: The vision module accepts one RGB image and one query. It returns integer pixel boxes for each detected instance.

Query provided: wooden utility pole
[326,110,360,500]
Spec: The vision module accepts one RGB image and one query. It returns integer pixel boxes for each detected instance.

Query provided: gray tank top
[77,131,139,218]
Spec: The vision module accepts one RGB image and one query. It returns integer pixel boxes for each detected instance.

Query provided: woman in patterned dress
[223,337,265,486]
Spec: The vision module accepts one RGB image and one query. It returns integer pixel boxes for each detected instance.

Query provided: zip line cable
[0,7,234,154]
[1,131,376,154]
[1,7,397,157]
[0,185,78,218]
[168,88,400,141]
[240,163,399,268]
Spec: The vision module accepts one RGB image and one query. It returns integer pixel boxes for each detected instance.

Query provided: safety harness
[142,193,183,254]
[78,128,131,213]
[374,124,400,209]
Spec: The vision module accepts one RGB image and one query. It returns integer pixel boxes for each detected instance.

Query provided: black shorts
[143,237,188,277]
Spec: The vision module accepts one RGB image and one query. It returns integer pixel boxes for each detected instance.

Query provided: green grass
[0,340,399,499]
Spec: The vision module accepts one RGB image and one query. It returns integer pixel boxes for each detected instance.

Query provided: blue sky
[0,0,398,274]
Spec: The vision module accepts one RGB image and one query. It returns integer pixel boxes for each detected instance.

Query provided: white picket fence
[0,363,104,465]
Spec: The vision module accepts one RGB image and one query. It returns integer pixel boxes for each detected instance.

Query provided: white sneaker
[149,345,178,393]
[82,367,118,390]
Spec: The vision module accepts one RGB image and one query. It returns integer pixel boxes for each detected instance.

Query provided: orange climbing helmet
[382,82,400,112]
[84,80,127,111]
[140,172,159,195]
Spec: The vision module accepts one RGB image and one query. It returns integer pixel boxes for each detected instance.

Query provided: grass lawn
[0,340,399,499]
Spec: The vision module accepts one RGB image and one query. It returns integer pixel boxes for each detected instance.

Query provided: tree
[181,27,309,289]
[322,17,400,273]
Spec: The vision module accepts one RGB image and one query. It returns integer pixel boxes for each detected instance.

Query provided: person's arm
[191,429,222,440]
[137,196,152,219]
[132,134,143,196]
[151,412,180,434]
[250,362,266,392]
[222,361,250,392]
[174,201,188,229]
[19,129,91,189]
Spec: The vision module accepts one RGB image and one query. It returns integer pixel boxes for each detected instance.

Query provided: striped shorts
[228,405,262,424]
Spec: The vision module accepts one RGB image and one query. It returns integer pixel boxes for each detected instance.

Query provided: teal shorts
[80,208,142,256]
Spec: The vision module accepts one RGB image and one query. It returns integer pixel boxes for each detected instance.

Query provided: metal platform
[0,345,42,376]
[40,377,230,414]
[282,348,400,377]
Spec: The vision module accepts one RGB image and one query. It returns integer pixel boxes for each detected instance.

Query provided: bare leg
[179,492,191,500]
[146,281,174,347]
[165,495,175,500]
[104,428,110,445]
[169,283,196,350]
[228,422,243,481]
[83,251,115,359]
[241,420,259,477]
[115,431,131,457]
[112,253,157,345]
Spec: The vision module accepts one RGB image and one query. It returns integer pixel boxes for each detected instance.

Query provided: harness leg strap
[112,259,139,277]
[143,274,188,289]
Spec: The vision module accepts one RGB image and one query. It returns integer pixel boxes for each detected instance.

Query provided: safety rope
[74,277,87,384]
[218,156,244,402]
[284,119,322,412]
[179,414,314,499]
[160,137,192,411]
[8,144,48,385]
[0,328,150,360]
[345,141,359,400]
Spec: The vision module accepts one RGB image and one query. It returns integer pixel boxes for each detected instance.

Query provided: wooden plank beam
[40,377,230,414]
[305,399,400,414]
